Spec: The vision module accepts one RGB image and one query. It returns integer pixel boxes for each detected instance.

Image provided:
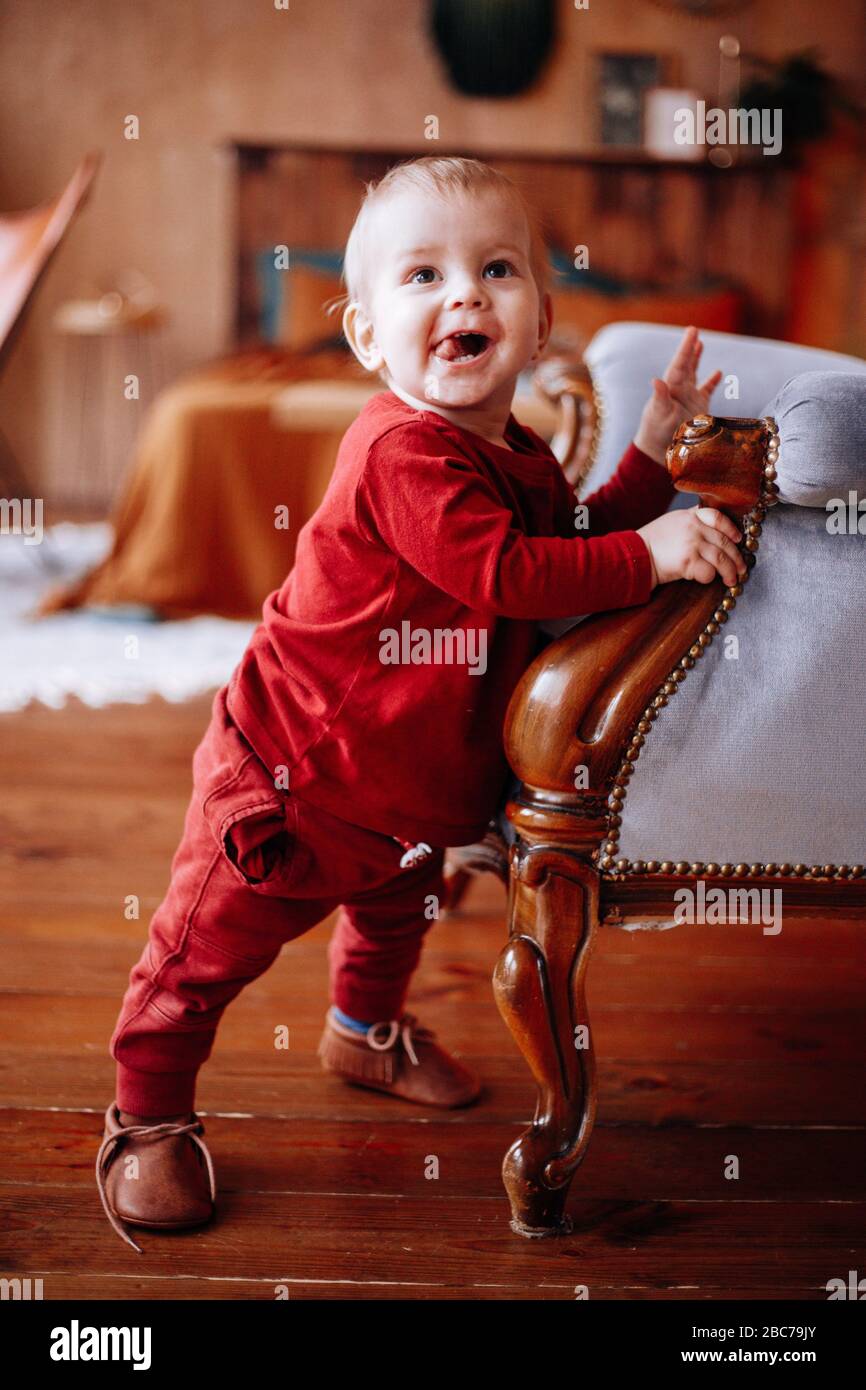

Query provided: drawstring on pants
[392,836,433,869]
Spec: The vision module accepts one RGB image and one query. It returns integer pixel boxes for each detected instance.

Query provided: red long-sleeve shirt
[226,389,675,846]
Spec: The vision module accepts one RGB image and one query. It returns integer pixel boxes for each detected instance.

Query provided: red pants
[109,686,446,1116]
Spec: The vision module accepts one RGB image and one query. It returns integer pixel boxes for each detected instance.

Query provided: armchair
[488,323,866,1237]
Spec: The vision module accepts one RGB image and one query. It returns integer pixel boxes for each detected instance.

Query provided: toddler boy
[96,156,745,1251]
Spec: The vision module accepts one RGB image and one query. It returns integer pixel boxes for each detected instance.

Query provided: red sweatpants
[109,686,446,1116]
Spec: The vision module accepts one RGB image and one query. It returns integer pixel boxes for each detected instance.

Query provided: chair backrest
[615,366,866,867]
[0,151,101,369]
[582,321,866,495]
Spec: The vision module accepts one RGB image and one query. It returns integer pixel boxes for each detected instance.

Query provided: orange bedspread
[40,347,369,620]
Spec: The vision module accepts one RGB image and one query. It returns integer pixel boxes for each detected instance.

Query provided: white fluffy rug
[0,524,255,712]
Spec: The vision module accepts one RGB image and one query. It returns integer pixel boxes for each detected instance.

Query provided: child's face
[346,186,551,416]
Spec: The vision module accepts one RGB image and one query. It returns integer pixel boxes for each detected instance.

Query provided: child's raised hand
[637,505,747,589]
[634,325,723,464]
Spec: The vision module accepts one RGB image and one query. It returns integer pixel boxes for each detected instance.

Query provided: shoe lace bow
[95,1113,216,1255]
[364,1012,436,1067]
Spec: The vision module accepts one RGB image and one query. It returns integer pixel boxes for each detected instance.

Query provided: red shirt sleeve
[578,442,677,534]
[356,420,656,620]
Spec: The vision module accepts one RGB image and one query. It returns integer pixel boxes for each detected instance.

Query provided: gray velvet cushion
[616,506,865,864]
[503,366,866,868]
[772,371,866,506]
[604,370,866,864]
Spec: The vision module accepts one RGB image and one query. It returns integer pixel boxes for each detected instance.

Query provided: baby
[96,156,746,1251]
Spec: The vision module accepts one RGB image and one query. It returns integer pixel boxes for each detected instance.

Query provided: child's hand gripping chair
[465,322,866,1237]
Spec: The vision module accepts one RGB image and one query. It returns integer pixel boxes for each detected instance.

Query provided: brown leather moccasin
[317,1007,482,1108]
[95,1103,217,1253]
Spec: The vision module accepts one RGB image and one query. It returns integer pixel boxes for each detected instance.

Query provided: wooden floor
[1,694,864,1301]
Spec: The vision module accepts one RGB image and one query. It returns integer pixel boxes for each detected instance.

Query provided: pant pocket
[195,687,297,891]
[220,785,296,888]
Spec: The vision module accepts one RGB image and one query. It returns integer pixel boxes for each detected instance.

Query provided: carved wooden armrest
[532,354,600,488]
[504,413,780,868]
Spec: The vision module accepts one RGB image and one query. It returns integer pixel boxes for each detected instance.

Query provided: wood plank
[5,1109,866,1202]
[5,967,866,1054]
[5,898,866,961]
[0,1274,827,1300]
[2,1186,862,1291]
[4,929,866,1029]
[4,950,866,1069]
[2,1049,864,1126]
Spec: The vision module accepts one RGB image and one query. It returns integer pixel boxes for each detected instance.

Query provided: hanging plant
[429,0,557,98]
[739,50,864,152]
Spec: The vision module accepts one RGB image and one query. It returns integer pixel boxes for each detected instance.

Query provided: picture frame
[595,52,668,148]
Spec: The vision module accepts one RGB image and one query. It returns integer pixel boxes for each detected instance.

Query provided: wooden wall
[0,0,863,498]
[233,143,794,347]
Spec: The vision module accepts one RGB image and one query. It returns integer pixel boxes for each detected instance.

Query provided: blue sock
[332,1004,372,1033]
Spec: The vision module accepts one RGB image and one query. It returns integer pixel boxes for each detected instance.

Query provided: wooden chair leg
[493,839,600,1236]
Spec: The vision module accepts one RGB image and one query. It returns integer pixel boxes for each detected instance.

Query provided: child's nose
[446,276,489,310]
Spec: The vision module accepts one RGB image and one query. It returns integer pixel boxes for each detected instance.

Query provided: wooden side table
[53,295,167,512]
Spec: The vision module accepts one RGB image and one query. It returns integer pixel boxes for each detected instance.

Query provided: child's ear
[342,301,385,374]
[531,291,553,362]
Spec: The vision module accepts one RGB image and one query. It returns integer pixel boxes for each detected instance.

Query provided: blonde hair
[330,155,549,325]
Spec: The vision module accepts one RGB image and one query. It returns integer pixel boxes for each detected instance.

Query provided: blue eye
[409,267,438,284]
[484,261,514,279]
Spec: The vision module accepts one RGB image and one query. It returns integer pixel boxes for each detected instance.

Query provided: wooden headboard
[227,141,794,349]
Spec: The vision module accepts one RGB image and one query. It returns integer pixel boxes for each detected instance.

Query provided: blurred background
[0,0,864,702]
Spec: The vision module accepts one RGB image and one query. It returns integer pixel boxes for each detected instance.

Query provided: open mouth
[433,331,493,364]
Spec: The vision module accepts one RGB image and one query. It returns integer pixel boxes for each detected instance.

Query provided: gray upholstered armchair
[476,323,866,1236]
